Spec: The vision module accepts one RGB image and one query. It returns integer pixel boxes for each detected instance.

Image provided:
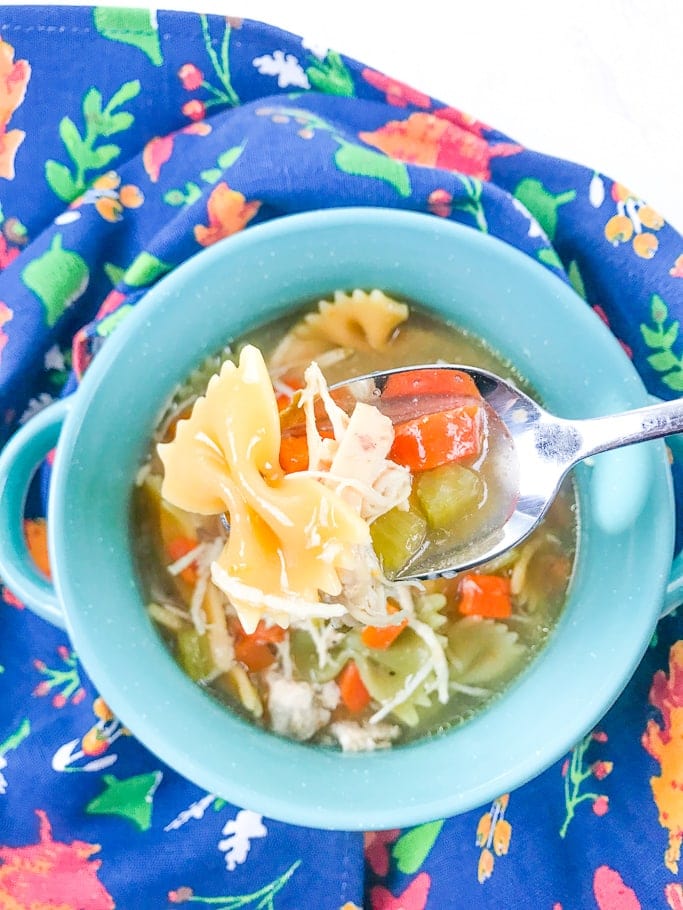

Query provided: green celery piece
[416,463,483,529]
[176,627,213,681]
[370,505,427,574]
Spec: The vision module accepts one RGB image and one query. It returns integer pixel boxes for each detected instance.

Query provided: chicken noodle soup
[134,290,577,750]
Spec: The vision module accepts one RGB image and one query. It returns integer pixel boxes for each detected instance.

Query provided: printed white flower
[19,393,54,424]
[589,173,606,208]
[253,51,310,89]
[302,36,328,59]
[511,197,547,239]
[218,809,267,871]
[44,344,65,371]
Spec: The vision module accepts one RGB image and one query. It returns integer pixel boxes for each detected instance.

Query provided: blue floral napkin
[1,7,682,908]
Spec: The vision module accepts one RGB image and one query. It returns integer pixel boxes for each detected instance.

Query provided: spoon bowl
[329,363,683,579]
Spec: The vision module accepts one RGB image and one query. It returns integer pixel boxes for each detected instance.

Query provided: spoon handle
[575,395,683,460]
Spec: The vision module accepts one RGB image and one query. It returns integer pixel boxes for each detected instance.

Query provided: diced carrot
[234,639,278,672]
[337,660,371,713]
[383,368,481,402]
[389,404,483,472]
[275,375,304,410]
[279,433,310,473]
[457,573,512,619]
[167,536,200,585]
[230,618,285,672]
[360,600,408,650]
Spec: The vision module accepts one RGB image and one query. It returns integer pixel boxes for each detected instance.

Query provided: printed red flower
[561,758,570,777]
[370,871,431,910]
[361,68,431,108]
[52,693,67,709]
[168,887,194,903]
[591,760,614,780]
[592,731,608,742]
[363,829,400,876]
[32,681,50,697]
[433,106,492,137]
[427,188,452,217]
[0,234,19,269]
[182,99,206,122]
[178,63,204,91]
[593,865,641,910]
[2,586,23,608]
[592,795,609,816]
[194,182,261,247]
[665,882,683,910]
[95,290,127,320]
[359,113,521,180]
[143,122,211,183]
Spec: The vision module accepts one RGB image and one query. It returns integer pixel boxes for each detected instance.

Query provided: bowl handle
[0,398,71,628]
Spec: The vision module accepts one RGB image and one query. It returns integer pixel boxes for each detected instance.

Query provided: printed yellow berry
[476,812,492,846]
[605,214,633,244]
[633,232,659,258]
[638,205,664,230]
[493,818,512,855]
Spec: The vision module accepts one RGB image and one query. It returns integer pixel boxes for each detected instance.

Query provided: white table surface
[5,0,683,232]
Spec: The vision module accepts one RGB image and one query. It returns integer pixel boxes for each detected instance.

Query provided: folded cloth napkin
[1,7,682,909]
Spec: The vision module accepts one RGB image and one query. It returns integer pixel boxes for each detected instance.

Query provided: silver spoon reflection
[326,364,682,581]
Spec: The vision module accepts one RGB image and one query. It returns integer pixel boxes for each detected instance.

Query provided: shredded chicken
[266,672,339,742]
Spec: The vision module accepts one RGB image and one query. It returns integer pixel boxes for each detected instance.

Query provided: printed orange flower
[0,40,31,180]
[193,182,261,247]
[359,113,521,180]
[670,254,683,278]
[361,68,431,108]
[70,171,144,222]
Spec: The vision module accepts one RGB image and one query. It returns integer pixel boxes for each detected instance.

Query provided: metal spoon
[327,364,682,580]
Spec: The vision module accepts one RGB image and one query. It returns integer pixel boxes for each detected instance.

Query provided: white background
[4,0,683,231]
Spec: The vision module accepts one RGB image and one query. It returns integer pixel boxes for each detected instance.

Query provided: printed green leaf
[663,321,680,348]
[513,178,576,241]
[104,261,126,285]
[58,117,84,160]
[124,251,173,287]
[96,304,134,337]
[334,141,411,197]
[22,234,90,327]
[105,79,142,113]
[641,323,664,348]
[568,260,586,299]
[217,144,245,169]
[392,819,444,873]
[663,371,683,392]
[163,189,187,207]
[86,770,162,831]
[102,111,134,136]
[82,87,103,120]
[537,247,564,270]
[89,143,120,169]
[200,168,222,184]
[647,350,681,372]
[182,182,203,205]
[651,293,668,325]
[93,9,163,66]
[0,718,30,757]
[306,51,355,97]
[45,160,79,202]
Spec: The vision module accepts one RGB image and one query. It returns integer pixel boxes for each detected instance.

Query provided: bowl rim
[47,207,674,830]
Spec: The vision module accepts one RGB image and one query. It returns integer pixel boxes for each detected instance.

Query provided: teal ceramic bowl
[0,208,680,830]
